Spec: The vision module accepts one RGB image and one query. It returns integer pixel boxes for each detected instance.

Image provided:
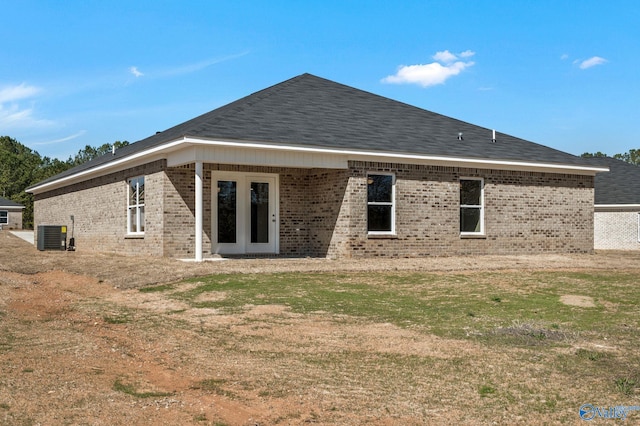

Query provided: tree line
[0,136,128,228]
[581,149,640,165]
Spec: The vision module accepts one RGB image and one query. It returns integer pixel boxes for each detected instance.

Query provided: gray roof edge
[0,196,25,208]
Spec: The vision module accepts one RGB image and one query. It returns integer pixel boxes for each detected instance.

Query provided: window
[460,178,484,235]
[0,211,7,225]
[127,176,145,234]
[367,173,395,234]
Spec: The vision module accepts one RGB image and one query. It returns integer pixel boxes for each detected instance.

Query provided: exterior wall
[207,164,314,257]
[594,210,640,250]
[332,161,594,257]
[34,161,166,255]
[161,166,211,258]
[33,159,595,258]
[1,209,23,229]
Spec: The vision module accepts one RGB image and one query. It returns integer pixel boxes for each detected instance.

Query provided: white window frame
[460,177,485,236]
[366,172,396,235]
[127,176,145,235]
[0,210,7,225]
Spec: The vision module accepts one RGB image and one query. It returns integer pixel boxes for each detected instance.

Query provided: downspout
[195,161,203,262]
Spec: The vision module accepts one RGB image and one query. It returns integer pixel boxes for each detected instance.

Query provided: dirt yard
[1,231,639,425]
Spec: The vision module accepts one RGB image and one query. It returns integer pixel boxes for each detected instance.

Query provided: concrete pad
[10,231,35,245]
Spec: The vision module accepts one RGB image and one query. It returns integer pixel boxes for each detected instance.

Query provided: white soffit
[28,136,608,193]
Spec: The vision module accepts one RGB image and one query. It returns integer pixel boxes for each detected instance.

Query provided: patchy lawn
[2,261,640,424]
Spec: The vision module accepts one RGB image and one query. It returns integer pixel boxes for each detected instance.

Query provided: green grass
[112,379,173,398]
[162,271,640,343]
[479,384,496,397]
[120,268,640,422]
[192,379,236,398]
[102,309,134,324]
[139,283,176,293]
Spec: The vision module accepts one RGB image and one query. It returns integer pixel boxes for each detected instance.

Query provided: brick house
[27,74,606,260]
[0,196,24,230]
[584,156,640,250]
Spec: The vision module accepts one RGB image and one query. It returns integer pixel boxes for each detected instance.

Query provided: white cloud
[130,66,144,77]
[579,56,607,69]
[560,54,569,60]
[432,50,458,64]
[382,50,476,88]
[0,83,41,103]
[0,82,54,129]
[0,104,54,129]
[158,51,250,77]
[32,130,87,146]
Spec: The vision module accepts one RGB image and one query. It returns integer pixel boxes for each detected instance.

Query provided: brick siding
[594,210,640,250]
[33,159,595,258]
[1,209,23,230]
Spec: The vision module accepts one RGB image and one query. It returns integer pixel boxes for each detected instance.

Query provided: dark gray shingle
[583,156,640,204]
[0,196,24,208]
[31,73,593,189]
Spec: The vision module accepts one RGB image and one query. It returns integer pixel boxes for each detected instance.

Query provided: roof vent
[112,145,116,155]
[457,132,463,141]
[491,129,496,143]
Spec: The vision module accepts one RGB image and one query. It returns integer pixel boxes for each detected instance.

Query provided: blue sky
[1,0,638,160]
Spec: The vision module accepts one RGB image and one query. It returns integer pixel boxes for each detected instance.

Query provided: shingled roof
[0,196,24,208]
[31,73,597,189]
[583,156,640,205]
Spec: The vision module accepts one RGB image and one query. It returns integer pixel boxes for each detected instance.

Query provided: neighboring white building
[585,157,640,250]
[0,196,25,230]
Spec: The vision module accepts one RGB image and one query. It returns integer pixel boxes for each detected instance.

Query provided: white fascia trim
[27,140,184,194]
[29,136,608,193]
[595,204,640,210]
[183,137,608,174]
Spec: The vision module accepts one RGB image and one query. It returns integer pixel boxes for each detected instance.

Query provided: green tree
[68,140,129,166]
[582,149,640,165]
[613,149,640,165]
[0,136,44,228]
[580,151,608,158]
[0,136,129,228]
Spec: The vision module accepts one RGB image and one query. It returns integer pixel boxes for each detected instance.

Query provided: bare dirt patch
[3,231,640,290]
[560,294,596,307]
[2,231,640,424]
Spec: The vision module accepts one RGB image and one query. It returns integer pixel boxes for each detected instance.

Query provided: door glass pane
[251,182,269,243]
[217,181,237,243]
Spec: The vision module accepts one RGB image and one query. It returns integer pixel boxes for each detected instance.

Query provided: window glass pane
[460,180,481,205]
[368,175,392,203]
[251,182,269,243]
[0,211,7,224]
[217,181,237,243]
[368,205,392,232]
[138,178,145,203]
[460,207,481,233]
[128,208,137,233]
[129,179,137,205]
[139,206,145,232]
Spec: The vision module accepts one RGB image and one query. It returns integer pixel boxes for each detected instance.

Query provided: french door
[212,172,278,254]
